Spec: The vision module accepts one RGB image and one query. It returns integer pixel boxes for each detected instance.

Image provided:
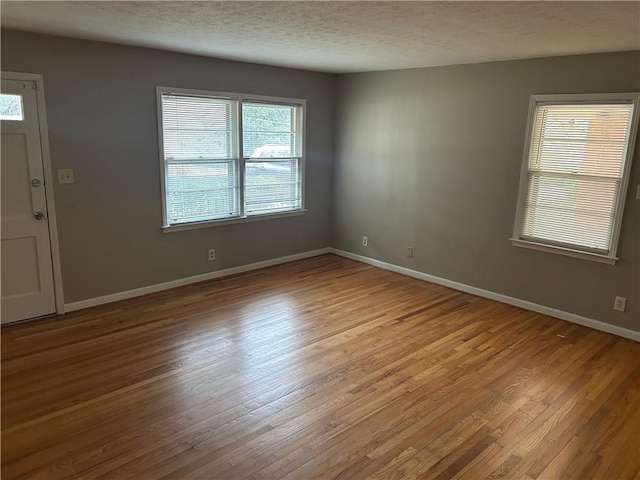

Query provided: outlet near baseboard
[614,296,626,312]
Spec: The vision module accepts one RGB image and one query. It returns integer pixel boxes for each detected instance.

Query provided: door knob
[34,211,45,220]
[31,179,41,187]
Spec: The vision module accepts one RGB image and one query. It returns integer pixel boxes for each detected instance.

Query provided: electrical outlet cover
[614,296,627,312]
[57,169,74,184]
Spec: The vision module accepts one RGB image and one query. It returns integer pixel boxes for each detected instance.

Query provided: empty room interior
[1,1,640,479]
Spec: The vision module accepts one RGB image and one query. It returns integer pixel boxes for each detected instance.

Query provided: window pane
[522,173,619,252]
[0,94,24,121]
[529,104,632,178]
[161,92,240,225]
[166,160,238,223]
[245,159,301,214]
[162,94,237,160]
[242,103,298,158]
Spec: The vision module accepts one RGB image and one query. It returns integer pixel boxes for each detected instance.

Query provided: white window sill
[510,238,618,265]
[163,209,307,233]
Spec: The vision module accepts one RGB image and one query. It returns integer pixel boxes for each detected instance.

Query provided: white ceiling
[2,1,639,73]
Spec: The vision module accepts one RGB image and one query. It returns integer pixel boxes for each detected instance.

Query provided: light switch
[636,184,640,200]
[58,169,74,184]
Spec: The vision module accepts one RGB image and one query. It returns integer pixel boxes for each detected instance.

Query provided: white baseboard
[64,246,639,342]
[65,248,332,312]
[329,248,640,342]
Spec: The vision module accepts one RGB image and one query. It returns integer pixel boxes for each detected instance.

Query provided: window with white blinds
[161,93,239,224]
[512,93,639,263]
[157,87,305,228]
[243,102,302,215]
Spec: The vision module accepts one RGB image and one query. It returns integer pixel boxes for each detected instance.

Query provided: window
[157,87,305,229]
[512,93,639,264]
[0,94,24,121]
[243,102,303,215]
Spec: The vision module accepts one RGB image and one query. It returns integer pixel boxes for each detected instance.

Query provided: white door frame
[2,71,65,315]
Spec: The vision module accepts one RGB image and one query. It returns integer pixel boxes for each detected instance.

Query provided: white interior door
[1,79,56,323]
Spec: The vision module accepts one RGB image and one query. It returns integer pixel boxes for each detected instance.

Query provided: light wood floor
[2,254,639,479]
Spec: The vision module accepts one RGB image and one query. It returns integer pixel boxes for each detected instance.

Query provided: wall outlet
[58,169,74,184]
[407,247,413,258]
[362,236,368,247]
[208,249,216,261]
[613,296,626,312]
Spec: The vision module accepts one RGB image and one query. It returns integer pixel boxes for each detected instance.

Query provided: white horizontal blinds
[522,102,634,253]
[242,102,302,214]
[161,93,239,223]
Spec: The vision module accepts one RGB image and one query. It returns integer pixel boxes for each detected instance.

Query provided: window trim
[510,92,640,264]
[156,86,306,232]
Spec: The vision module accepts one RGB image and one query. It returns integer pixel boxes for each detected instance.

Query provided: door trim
[2,71,65,315]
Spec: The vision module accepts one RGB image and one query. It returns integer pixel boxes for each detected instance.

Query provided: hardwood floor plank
[2,254,638,479]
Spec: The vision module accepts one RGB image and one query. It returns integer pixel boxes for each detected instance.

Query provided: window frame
[156,86,306,232]
[510,92,640,265]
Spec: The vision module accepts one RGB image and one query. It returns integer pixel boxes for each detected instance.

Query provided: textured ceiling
[2,1,639,73]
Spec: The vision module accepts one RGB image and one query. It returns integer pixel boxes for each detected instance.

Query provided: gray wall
[1,30,336,303]
[2,29,638,332]
[334,52,640,332]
